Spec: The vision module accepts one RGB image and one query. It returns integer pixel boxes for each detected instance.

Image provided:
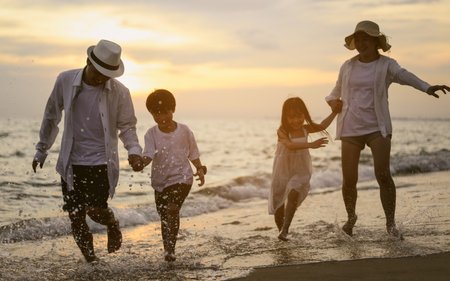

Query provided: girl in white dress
[269,97,341,241]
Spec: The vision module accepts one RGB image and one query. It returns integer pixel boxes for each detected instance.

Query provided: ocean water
[0,116,449,244]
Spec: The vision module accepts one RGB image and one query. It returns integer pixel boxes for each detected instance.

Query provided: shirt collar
[73,67,112,92]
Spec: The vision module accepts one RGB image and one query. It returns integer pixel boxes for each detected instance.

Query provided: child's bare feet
[387,224,404,240]
[278,230,289,241]
[342,214,357,236]
[164,252,176,262]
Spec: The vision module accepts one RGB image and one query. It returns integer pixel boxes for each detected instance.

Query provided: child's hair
[146,89,176,114]
[280,97,328,137]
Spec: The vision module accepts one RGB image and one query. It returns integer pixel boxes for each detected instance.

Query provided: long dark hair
[279,97,327,136]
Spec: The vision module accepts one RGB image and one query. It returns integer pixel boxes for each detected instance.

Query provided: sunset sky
[1,0,449,119]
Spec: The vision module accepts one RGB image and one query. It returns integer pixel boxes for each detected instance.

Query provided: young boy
[138,89,206,262]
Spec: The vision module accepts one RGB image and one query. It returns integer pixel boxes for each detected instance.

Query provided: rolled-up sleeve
[34,75,64,163]
[388,59,431,93]
[116,88,142,156]
[326,63,345,102]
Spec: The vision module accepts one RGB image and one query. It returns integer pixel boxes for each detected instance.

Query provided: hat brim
[344,32,391,52]
[87,45,124,78]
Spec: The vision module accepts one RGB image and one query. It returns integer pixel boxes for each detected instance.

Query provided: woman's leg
[278,190,299,241]
[341,141,361,235]
[368,136,400,237]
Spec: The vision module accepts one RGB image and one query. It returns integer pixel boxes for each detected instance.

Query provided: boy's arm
[142,156,152,167]
[191,158,206,187]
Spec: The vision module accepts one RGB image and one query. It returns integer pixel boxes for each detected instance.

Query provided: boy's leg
[341,141,361,236]
[155,183,191,261]
[368,136,401,238]
[274,204,285,232]
[165,202,181,256]
[278,190,299,241]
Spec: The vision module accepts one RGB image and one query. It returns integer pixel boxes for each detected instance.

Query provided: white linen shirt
[326,55,431,139]
[34,68,142,197]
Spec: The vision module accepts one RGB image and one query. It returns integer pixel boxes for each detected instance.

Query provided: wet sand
[1,171,449,280]
[235,251,450,281]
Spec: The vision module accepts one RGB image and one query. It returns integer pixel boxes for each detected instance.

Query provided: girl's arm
[277,128,328,150]
[307,101,342,134]
[280,137,328,150]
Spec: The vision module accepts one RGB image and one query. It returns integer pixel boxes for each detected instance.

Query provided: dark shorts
[154,183,192,216]
[61,165,109,213]
[341,131,392,150]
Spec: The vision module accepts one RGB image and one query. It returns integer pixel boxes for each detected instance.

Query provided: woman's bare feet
[342,214,357,236]
[387,224,404,240]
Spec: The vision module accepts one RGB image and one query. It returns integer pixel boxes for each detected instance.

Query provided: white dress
[268,128,312,214]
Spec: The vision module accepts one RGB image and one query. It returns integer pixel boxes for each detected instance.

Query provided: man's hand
[128,154,144,172]
[32,159,43,173]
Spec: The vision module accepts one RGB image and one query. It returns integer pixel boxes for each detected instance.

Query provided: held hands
[329,99,343,113]
[128,154,144,172]
[310,137,329,149]
[426,85,450,98]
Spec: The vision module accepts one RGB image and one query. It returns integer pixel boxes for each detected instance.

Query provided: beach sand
[1,171,449,280]
[235,251,450,281]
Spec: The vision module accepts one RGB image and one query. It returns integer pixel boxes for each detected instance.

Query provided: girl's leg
[341,141,361,235]
[368,136,401,237]
[274,204,285,232]
[278,190,299,241]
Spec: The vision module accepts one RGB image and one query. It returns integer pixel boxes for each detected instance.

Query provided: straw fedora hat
[87,39,124,78]
[344,20,391,52]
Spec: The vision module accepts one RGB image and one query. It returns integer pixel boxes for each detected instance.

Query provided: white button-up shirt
[34,68,142,197]
[326,55,431,139]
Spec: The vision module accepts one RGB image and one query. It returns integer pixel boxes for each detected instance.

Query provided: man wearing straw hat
[32,39,143,262]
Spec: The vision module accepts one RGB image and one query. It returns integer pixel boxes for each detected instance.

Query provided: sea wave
[1,149,448,244]
[391,149,450,175]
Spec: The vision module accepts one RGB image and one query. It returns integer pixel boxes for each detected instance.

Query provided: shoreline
[1,170,449,280]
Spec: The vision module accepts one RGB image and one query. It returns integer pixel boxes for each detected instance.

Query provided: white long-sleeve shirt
[34,68,142,197]
[326,55,431,139]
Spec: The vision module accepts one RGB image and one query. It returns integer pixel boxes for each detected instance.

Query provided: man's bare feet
[107,219,122,253]
[342,214,357,236]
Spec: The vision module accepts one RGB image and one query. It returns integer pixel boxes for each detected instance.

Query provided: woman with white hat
[326,20,449,238]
